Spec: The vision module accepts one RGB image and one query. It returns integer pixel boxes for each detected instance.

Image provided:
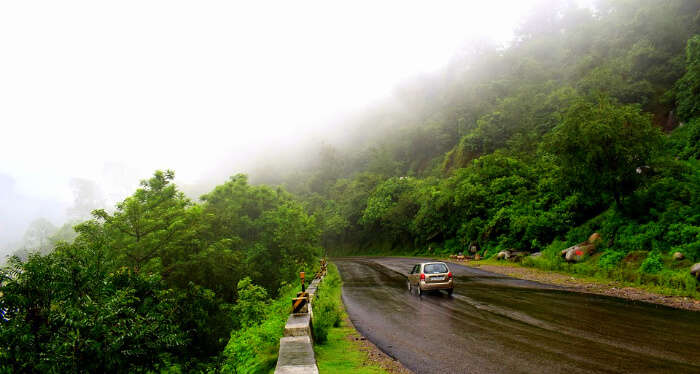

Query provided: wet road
[335,257,700,374]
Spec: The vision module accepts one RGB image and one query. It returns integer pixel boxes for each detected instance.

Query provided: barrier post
[290,272,310,314]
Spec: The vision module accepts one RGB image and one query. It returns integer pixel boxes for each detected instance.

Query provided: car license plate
[431,276,444,281]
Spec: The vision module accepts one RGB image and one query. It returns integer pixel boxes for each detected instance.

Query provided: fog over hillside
[0,0,592,257]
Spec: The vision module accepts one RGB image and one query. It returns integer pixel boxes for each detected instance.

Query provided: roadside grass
[315,322,389,374]
[314,263,391,374]
[521,256,699,298]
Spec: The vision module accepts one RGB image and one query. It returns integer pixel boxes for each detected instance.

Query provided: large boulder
[673,252,685,260]
[691,263,700,279]
[564,244,595,262]
[562,233,602,263]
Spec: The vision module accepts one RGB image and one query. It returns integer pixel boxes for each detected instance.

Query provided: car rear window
[423,263,448,274]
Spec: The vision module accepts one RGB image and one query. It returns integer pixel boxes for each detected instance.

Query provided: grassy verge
[517,242,698,298]
[315,322,391,374]
[313,263,392,374]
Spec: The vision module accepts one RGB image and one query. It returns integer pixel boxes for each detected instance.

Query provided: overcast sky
[0,0,586,248]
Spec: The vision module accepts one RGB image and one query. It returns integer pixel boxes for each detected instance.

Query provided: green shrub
[640,251,664,274]
[668,118,700,160]
[233,277,269,328]
[598,250,625,270]
[522,240,567,271]
[221,284,297,374]
[312,264,343,344]
[543,240,568,259]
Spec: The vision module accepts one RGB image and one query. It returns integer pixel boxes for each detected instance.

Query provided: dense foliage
[220,282,299,374]
[281,0,700,289]
[310,264,343,344]
[0,172,320,372]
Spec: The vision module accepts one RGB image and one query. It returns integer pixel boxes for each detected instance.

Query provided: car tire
[447,288,454,296]
[417,286,422,296]
[407,281,412,292]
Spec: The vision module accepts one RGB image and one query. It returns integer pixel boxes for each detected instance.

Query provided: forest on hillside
[286,0,700,280]
[2,0,700,372]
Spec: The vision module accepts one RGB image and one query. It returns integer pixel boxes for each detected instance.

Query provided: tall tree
[675,35,700,121]
[20,218,57,255]
[546,97,663,207]
[92,170,194,272]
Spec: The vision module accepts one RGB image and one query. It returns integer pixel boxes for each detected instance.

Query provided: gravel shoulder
[450,259,700,312]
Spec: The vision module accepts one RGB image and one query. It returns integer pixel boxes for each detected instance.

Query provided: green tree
[93,170,195,273]
[20,218,57,255]
[675,35,700,121]
[233,277,268,328]
[200,174,320,295]
[0,246,186,373]
[546,97,663,207]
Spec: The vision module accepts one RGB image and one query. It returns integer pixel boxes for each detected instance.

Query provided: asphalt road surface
[335,257,700,374]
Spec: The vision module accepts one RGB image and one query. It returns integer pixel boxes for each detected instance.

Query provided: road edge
[314,262,413,374]
[448,259,700,311]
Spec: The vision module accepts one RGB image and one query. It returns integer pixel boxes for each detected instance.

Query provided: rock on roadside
[561,232,602,263]
[691,263,700,279]
[564,244,596,262]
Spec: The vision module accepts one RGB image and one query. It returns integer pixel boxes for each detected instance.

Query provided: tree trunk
[614,189,623,209]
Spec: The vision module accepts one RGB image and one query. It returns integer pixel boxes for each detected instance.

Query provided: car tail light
[447,272,453,278]
[420,273,425,280]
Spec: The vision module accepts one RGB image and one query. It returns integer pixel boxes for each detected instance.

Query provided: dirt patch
[343,316,413,373]
[449,260,700,312]
[621,250,648,269]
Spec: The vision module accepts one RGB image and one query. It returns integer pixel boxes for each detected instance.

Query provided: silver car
[407,262,454,296]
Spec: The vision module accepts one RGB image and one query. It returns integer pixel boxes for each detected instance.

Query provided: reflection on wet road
[335,257,700,374]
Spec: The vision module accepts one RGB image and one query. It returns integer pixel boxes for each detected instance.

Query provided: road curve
[335,257,700,374]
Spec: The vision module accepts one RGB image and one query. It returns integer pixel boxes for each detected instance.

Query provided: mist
[0,0,591,257]
[4,0,700,371]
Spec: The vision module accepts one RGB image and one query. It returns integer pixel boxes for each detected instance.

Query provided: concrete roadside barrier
[275,335,318,374]
[274,260,326,374]
[284,314,312,337]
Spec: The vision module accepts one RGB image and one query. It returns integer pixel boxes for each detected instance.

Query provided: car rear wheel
[407,280,412,292]
[447,288,454,296]
[417,285,422,296]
